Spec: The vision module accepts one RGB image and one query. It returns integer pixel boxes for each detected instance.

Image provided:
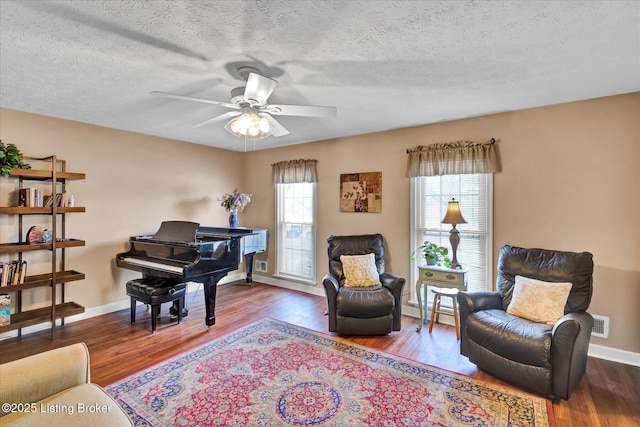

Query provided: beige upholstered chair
[0,342,134,426]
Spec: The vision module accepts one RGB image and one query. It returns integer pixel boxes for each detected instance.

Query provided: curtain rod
[406,138,496,154]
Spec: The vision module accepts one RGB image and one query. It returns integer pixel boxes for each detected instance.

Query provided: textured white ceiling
[1,0,639,151]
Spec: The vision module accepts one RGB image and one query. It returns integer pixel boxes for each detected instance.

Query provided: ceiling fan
[150,67,337,140]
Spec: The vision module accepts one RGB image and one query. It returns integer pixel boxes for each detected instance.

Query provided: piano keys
[116,221,267,328]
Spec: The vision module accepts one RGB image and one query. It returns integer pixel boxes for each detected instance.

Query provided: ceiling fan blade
[266,104,337,118]
[244,73,277,105]
[193,111,241,128]
[150,91,237,109]
[263,114,290,137]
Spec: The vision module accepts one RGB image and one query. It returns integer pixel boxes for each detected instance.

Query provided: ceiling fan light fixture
[152,70,334,143]
[258,115,272,133]
[225,110,273,140]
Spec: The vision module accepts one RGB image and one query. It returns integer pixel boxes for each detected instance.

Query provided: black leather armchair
[457,245,594,400]
[322,234,405,335]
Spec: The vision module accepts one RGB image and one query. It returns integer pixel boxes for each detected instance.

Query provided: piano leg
[203,270,229,328]
[244,252,255,283]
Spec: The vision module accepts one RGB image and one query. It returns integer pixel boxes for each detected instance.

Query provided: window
[410,173,493,303]
[275,182,316,282]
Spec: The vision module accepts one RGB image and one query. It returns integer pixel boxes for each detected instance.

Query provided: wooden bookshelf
[0,239,85,254]
[0,302,85,333]
[0,155,86,339]
[0,206,85,214]
[9,168,85,181]
[0,270,85,291]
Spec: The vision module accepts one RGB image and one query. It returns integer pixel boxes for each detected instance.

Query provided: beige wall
[245,93,640,354]
[0,108,244,310]
[2,92,638,354]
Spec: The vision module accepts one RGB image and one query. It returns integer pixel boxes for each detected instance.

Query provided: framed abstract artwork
[340,171,382,213]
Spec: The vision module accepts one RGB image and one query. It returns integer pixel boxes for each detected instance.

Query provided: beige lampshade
[441,198,467,225]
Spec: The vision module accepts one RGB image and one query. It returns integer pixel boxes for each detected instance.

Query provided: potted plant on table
[412,241,451,268]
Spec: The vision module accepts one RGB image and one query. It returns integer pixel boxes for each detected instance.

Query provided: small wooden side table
[416,265,467,333]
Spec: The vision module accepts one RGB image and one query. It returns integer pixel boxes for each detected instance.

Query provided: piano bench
[126,277,187,333]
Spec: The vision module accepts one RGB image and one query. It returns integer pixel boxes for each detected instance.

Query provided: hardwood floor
[1,282,638,426]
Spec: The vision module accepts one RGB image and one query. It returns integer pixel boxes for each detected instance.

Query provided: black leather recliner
[457,245,594,400]
[322,234,405,335]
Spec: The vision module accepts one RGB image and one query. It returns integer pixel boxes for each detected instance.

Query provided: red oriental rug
[106,318,554,426]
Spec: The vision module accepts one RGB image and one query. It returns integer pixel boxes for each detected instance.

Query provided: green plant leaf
[0,140,30,176]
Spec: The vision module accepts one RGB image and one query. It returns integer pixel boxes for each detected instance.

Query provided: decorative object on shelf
[0,140,31,177]
[339,171,382,213]
[412,241,451,268]
[26,225,52,243]
[0,293,10,325]
[219,189,251,228]
[441,198,467,269]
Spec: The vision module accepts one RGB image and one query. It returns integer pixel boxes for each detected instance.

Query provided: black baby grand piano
[116,221,267,328]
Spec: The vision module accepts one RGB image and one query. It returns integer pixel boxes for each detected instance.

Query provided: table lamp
[441,198,467,269]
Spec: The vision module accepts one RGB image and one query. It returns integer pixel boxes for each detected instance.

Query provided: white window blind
[275,182,316,282]
[410,174,493,303]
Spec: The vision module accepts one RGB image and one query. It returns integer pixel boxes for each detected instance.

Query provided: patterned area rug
[106,319,554,426]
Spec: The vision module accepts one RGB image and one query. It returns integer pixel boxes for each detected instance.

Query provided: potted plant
[0,140,31,177]
[412,241,451,268]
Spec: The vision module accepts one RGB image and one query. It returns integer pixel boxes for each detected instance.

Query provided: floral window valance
[272,159,318,184]
[405,138,501,178]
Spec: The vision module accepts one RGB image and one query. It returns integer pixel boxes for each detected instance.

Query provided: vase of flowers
[219,189,251,228]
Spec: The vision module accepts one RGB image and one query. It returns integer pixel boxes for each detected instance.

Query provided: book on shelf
[18,189,27,207]
[16,190,72,208]
[0,293,10,326]
[18,260,27,284]
[0,261,27,287]
[18,188,43,207]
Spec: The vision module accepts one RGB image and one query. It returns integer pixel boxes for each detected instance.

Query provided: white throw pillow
[340,253,381,287]
[506,275,573,325]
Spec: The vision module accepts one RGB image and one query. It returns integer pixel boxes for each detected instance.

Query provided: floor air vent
[591,314,609,338]
[254,260,268,273]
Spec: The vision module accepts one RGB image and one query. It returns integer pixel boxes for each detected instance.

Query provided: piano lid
[197,226,264,238]
[152,221,200,243]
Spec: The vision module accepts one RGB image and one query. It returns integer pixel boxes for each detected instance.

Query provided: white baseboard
[588,343,640,367]
[403,304,421,319]
[252,274,326,297]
